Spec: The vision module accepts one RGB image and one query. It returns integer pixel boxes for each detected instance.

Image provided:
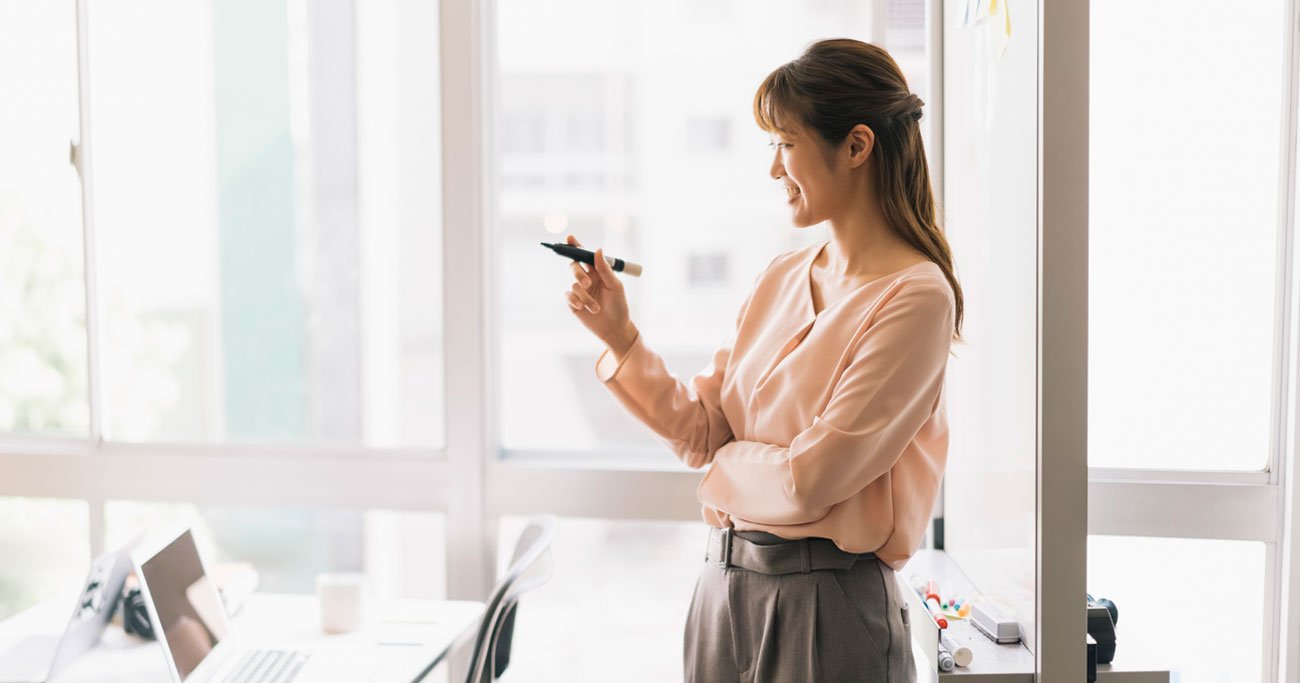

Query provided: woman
[563,38,963,682]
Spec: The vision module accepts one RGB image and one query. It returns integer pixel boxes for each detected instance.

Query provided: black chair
[463,515,558,683]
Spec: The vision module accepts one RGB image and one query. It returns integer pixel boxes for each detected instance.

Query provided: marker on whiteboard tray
[937,644,955,672]
[924,596,949,629]
[941,633,974,667]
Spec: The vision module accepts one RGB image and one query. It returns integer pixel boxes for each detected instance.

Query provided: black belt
[704,526,874,575]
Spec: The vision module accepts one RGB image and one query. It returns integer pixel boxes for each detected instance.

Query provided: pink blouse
[594,240,955,571]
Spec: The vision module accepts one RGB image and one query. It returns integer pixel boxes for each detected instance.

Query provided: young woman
[563,38,963,682]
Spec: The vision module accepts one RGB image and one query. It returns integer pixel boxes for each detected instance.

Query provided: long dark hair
[754,38,964,341]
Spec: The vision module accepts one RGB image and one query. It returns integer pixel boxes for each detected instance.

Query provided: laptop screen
[140,530,230,680]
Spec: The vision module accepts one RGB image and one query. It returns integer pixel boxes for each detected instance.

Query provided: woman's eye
[768,142,790,150]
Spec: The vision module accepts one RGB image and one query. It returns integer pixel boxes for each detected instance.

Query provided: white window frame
[1082,1,1300,680]
[4,0,1300,680]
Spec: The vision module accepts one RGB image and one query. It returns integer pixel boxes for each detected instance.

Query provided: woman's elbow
[676,432,731,469]
[678,447,713,469]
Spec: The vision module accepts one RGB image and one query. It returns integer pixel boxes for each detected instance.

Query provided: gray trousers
[684,531,917,683]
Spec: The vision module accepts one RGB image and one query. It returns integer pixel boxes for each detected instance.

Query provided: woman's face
[768,125,843,228]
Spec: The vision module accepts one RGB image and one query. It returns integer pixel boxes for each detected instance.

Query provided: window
[105,502,446,600]
[495,517,701,681]
[0,2,88,436]
[0,4,942,682]
[494,0,892,457]
[0,498,90,620]
[1088,535,1265,682]
[1086,3,1291,680]
[1089,0,1285,471]
[684,116,731,153]
[86,0,443,447]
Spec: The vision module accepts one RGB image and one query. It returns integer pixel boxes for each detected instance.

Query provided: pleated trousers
[683,531,917,683]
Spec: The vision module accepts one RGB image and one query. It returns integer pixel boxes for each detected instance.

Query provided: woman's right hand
[563,234,639,359]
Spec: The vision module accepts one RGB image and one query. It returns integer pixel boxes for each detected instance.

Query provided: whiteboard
[940,0,1039,655]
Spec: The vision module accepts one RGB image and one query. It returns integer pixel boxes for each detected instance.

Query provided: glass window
[1089,0,1285,470]
[1087,535,1264,682]
[105,501,445,599]
[86,0,443,447]
[495,517,703,681]
[495,0,936,457]
[0,2,88,436]
[0,498,90,620]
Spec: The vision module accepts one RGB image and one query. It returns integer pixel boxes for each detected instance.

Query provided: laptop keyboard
[219,649,311,683]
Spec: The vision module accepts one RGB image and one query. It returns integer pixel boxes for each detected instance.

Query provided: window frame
[1081,1,1300,679]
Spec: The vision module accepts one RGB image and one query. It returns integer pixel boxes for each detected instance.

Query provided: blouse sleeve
[594,259,773,469]
[696,283,955,525]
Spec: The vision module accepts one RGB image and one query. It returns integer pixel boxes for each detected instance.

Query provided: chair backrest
[464,515,558,683]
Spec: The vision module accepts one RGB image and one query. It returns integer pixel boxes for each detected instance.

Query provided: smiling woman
[493,0,936,677]
[754,39,962,335]
[559,36,957,682]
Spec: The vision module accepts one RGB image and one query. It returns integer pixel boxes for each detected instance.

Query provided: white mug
[316,573,368,634]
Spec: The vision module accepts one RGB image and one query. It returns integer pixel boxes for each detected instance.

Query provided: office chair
[463,515,558,683]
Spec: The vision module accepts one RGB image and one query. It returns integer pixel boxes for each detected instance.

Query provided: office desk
[904,550,1170,682]
[0,593,484,683]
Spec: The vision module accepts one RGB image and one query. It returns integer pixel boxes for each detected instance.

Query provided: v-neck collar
[805,241,935,319]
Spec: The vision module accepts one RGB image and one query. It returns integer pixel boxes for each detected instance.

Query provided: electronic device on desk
[0,548,132,683]
[133,525,383,683]
[1086,633,1098,682]
[122,562,260,642]
[1086,593,1118,664]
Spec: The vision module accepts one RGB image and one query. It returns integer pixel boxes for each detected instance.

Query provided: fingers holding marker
[570,281,600,313]
[590,248,606,287]
[565,236,594,287]
[592,248,620,290]
[570,260,592,289]
[565,289,595,314]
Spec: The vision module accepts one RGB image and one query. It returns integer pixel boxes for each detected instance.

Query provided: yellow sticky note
[994,0,1012,59]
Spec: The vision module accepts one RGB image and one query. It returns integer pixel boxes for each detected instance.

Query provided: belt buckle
[717,527,733,568]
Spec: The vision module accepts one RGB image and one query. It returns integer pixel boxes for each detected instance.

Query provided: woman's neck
[822,211,916,280]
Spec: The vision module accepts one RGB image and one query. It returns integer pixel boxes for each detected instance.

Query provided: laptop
[0,547,132,683]
[133,525,378,683]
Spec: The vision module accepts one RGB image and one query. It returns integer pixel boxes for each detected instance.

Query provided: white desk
[903,550,1171,682]
[0,594,484,683]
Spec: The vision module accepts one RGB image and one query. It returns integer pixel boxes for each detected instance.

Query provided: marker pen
[937,644,955,672]
[540,242,643,276]
[941,633,974,667]
[925,596,949,629]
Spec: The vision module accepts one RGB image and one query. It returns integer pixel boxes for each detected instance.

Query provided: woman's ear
[846,124,876,169]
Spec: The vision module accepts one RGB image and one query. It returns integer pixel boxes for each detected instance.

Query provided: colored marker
[925,596,949,629]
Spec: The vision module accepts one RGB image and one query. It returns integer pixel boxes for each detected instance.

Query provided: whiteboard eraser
[971,602,1021,644]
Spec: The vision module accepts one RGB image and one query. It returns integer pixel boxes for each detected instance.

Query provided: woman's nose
[769,150,784,180]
